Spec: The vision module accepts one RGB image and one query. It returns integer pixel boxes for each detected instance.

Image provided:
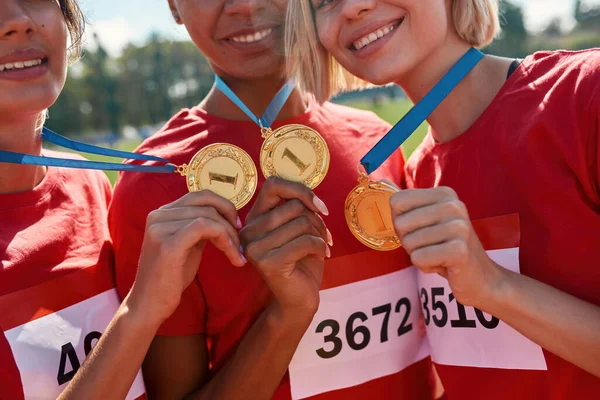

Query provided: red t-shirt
[109,101,435,399]
[404,49,600,399]
[0,152,145,399]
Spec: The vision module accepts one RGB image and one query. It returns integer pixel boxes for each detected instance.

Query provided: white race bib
[289,267,429,400]
[418,247,547,370]
[4,289,146,399]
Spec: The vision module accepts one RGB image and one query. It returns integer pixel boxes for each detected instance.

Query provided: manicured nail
[236,217,243,229]
[326,229,333,246]
[326,245,331,258]
[313,195,329,216]
[239,245,247,264]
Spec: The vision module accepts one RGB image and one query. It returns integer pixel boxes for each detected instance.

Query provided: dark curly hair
[58,0,86,60]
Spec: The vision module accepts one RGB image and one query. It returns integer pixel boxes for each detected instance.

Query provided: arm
[484,268,600,377]
[142,306,314,400]
[143,177,331,400]
[59,191,246,399]
[390,187,600,378]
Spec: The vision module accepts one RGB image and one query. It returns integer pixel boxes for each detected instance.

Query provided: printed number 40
[57,331,102,386]
[315,298,412,360]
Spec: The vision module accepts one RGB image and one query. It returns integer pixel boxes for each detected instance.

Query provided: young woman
[0,1,246,398]
[108,0,437,398]
[287,0,600,399]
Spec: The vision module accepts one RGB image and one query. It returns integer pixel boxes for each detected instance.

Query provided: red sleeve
[108,172,206,336]
[580,52,600,205]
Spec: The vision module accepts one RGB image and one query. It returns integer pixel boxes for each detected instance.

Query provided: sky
[79,0,600,56]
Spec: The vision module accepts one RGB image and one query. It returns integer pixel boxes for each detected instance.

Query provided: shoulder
[134,108,210,160]
[111,108,209,213]
[520,49,600,103]
[43,149,112,204]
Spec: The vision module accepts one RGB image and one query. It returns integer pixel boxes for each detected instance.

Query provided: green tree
[485,0,528,58]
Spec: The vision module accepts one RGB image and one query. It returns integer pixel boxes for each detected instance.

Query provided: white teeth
[0,59,43,71]
[231,28,273,44]
[353,21,400,51]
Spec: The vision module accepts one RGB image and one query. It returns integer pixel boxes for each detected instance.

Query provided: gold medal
[175,143,257,210]
[259,124,330,189]
[345,168,401,251]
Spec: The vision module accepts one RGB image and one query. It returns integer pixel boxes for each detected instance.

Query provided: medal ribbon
[0,127,175,173]
[360,48,485,174]
[214,75,295,129]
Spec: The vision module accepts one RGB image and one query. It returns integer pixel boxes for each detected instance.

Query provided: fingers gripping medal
[215,76,330,189]
[345,48,485,251]
[175,143,257,210]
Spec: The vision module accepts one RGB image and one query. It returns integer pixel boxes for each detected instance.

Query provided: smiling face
[311,0,456,85]
[0,0,70,120]
[169,0,289,80]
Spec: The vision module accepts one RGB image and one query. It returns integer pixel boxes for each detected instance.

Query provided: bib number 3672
[316,297,412,359]
[288,268,429,400]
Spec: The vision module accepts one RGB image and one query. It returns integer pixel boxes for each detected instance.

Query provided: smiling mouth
[351,18,404,51]
[229,28,274,44]
[0,58,47,72]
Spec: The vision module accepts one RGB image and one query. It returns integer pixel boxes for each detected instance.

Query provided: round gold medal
[260,124,330,189]
[345,173,401,251]
[176,143,257,210]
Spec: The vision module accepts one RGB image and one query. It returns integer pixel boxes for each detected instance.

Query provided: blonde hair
[286,0,501,103]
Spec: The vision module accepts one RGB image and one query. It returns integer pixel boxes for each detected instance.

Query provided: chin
[0,92,60,119]
[350,68,397,86]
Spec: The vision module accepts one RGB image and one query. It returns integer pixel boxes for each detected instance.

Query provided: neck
[396,39,512,143]
[0,112,47,194]
[200,73,308,123]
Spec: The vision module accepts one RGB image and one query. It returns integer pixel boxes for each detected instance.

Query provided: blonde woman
[286,0,600,399]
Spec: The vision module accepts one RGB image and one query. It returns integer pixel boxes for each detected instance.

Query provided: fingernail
[326,229,333,246]
[239,245,247,265]
[313,195,329,216]
[326,245,331,258]
[236,217,243,230]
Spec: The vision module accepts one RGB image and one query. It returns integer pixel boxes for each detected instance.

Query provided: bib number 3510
[420,287,499,329]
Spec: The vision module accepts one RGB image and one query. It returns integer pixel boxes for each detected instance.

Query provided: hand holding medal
[179,77,330,210]
[0,78,329,211]
[345,48,485,251]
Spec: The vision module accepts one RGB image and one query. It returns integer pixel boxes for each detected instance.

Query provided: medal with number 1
[345,48,485,250]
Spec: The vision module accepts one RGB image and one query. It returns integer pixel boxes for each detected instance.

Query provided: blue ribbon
[214,75,295,129]
[0,127,175,173]
[361,48,485,174]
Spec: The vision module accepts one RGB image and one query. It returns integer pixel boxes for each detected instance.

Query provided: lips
[222,25,279,44]
[229,28,274,44]
[0,48,47,66]
[347,18,404,51]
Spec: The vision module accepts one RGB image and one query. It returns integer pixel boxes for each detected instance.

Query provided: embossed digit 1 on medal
[175,143,258,210]
[260,124,330,189]
[213,75,330,190]
[345,168,401,251]
[345,48,486,251]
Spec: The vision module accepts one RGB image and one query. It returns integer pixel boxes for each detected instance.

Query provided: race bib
[289,267,429,400]
[417,215,547,371]
[0,265,146,399]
